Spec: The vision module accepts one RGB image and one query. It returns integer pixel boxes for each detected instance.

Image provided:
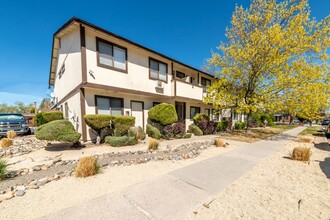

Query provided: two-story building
[49,17,218,141]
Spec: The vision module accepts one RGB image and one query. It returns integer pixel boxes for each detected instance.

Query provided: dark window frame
[149,57,168,83]
[190,106,201,119]
[176,71,186,79]
[153,102,161,107]
[95,95,124,115]
[201,77,211,87]
[96,37,128,73]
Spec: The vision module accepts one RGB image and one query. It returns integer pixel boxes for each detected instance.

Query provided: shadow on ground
[320,158,330,179]
[314,141,330,152]
[266,134,295,141]
[45,142,86,151]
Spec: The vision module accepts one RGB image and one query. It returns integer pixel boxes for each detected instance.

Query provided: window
[149,58,167,82]
[153,102,161,107]
[205,108,210,116]
[96,96,123,115]
[96,38,127,72]
[201,77,211,87]
[190,106,200,119]
[176,71,186,79]
[58,63,65,79]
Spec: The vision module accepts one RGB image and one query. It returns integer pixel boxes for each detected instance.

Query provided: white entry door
[131,101,144,129]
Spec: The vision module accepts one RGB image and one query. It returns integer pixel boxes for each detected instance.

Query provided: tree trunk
[246,110,252,132]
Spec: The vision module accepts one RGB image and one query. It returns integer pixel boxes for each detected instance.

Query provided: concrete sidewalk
[40,127,306,220]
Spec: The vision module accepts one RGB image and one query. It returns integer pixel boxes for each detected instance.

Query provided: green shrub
[35,111,63,126]
[43,111,64,122]
[217,121,229,131]
[0,159,8,180]
[193,113,210,125]
[104,136,137,147]
[252,113,275,127]
[188,124,203,136]
[146,124,161,139]
[234,122,247,130]
[128,126,146,140]
[183,133,192,139]
[35,113,47,126]
[35,120,81,143]
[112,116,135,137]
[148,103,178,125]
[84,114,112,134]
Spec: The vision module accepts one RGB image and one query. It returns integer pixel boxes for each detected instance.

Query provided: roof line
[49,17,212,87]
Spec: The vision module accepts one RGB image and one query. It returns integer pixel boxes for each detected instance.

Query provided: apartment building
[49,17,218,141]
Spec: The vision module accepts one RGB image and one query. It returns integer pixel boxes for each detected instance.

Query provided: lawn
[222,125,298,143]
[298,125,323,136]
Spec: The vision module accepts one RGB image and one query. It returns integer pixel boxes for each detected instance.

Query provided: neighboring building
[49,17,237,141]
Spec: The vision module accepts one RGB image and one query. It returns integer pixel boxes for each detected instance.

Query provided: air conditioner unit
[156,80,163,88]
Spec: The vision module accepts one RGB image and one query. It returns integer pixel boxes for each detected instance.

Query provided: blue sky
[0,0,329,105]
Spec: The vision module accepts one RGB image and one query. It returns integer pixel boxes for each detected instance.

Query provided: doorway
[175,102,186,123]
[131,101,144,129]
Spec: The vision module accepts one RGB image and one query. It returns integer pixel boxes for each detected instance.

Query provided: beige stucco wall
[54,26,82,101]
[58,92,82,134]
[84,28,173,97]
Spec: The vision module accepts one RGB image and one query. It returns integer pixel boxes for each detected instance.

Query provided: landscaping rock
[15,190,25,197]
[37,177,48,186]
[0,192,14,202]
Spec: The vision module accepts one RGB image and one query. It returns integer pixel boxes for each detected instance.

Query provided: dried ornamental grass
[148,138,159,150]
[293,137,312,143]
[291,147,312,162]
[6,130,17,140]
[214,138,226,147]
[75,156,100,178]
[0,138,12,148]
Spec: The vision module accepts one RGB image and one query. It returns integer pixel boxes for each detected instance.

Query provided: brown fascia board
[48,17,213,87]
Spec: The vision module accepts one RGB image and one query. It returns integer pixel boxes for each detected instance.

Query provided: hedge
[188,124,203,136]
[183,133,192,139]
[146,124,161,139]
[35,120,81,143]
[234,122,247,130]
[217,121,229,131]
[148,103,178,125]
[35,111,63,126]
[193,113,210,125]
[104,136,137,147]
[84,115,135,136]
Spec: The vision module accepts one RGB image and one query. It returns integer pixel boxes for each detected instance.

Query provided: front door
[131,101,144,129]
[175,102,186,123]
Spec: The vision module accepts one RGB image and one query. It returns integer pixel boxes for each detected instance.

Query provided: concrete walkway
[40,127,306,220]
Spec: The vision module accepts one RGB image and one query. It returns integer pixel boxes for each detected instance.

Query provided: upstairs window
[96,38,127,72]
[201,77,211,87]
[176,71,186,79]
[149,58,167,82]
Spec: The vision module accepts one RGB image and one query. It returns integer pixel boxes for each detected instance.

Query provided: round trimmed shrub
[104,136,137,147]
[146,124,161,139]
[173,122,185,137]
[35,120,81,143]
[198,120,217,135]
[84,114,112,134]
[148,103,178,125]
[193,113,210,125]
[217,121,229,131]
[188,124,203,136]
[234,122,247,130]
[183,133,192,139]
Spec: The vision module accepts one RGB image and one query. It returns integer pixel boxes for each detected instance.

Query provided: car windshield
[0,114,24,120]
[322,120,330,125]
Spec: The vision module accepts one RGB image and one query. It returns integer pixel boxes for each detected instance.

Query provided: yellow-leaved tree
[205,0,330,126]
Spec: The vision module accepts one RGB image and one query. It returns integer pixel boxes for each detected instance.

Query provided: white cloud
[0,92,44,105]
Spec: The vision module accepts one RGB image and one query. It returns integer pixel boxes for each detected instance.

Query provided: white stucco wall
[53,26,82,101]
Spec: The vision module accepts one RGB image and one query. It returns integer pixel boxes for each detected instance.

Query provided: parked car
[321,118,330,131]
[325,123,330,138]
[0,113,31,137]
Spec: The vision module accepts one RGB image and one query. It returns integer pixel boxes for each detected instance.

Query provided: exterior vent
[156,80,163,88]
